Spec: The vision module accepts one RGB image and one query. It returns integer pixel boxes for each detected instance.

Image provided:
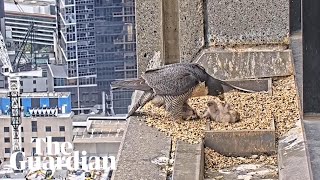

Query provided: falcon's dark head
[205,76,225,101]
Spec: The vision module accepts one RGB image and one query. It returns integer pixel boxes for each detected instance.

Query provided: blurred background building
[55,0,137,115]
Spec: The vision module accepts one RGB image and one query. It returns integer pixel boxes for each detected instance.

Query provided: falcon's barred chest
[162,85,199,118]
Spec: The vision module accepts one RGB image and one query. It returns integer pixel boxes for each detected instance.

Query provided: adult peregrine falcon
[111,63,253,121]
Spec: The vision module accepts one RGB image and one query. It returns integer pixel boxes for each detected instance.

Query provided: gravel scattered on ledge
[141,75,300,144]
[140,76,299,173]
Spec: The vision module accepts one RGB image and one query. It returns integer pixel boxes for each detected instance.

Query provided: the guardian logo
[9,136,116,172]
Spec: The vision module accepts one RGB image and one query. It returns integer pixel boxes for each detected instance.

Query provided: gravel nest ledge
[140,75,300,173]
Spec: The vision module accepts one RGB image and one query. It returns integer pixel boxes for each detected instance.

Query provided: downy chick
[202,100,240,123]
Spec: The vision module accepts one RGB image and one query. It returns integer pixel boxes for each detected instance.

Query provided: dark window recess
[20,81,23,86]
[5,148,10,153]
[4,137,10,143]
[31,121,37,132]
[46,126,51,132]
[33,88,37,92]
[31,98,40,108]
[21,127,24,132]
[49,98,58,107]
[32,137,37,142]
[21,137,24,143]
[4,127,9,132]
[52,137,65,142]
[32,148,36,155]
[33,80,36,84]
[21,147,24,152]
[59,126,65,132]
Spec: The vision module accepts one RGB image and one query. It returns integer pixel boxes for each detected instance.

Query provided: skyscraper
[55,0,136,115]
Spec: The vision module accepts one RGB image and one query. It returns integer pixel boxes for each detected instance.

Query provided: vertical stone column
[136,0,164,76]
[178,0,204,63]
[135,0,204,75]
[162,0,180,64]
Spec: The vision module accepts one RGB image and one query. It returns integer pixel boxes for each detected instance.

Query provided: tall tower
[55,0,137,115]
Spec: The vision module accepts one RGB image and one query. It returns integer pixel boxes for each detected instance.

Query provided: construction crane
[0,30,42,153]
[0,0,42,155]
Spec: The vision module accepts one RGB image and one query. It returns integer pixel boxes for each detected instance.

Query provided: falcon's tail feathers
[111,78,151,91]
[127,92,155,118]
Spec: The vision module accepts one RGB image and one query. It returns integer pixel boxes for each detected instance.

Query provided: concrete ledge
[278,120,313,180]
[195,49,294,80]
[224,78,272,93]
[112,117,172,180]
[172,141,204,180]
[204,120,276,157]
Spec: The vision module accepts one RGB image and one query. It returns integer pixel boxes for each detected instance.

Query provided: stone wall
[135,0,292,79]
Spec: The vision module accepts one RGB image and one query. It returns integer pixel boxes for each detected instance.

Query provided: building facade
[4,0,56,50]
[0,92,73,160]
[55,0,137,115]
[73,115,127,157]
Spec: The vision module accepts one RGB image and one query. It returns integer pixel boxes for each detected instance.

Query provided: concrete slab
[205,120,276,156]
[172,141,204,180]
[278,120,313,180]
[136,0,164,75]
[303,120,320,180]
[223,78,271,93]
[290,32,303,107]
[194,49,294,80]
[205,163,278,180]
[111,117,172,180]
[178,0,204,63]
[205,0,289,46]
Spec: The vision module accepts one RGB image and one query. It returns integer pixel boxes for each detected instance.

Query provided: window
[33,88,37,92]
[59,126,65,132]
[32,137,37,142]
[21,148,24,152]
[21,137,24,143]
[33,80,36,84]
[31,121,37,132]
[54,78,66,86]
[21,127,24,132]
[4,137,10,143]
[45,126,51,132]
[20,81,23,86]
[4,127,9,132]
[52,137,65,142]
[5,148,10,153]
[32,147,36,156]
[42,71,47,77]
